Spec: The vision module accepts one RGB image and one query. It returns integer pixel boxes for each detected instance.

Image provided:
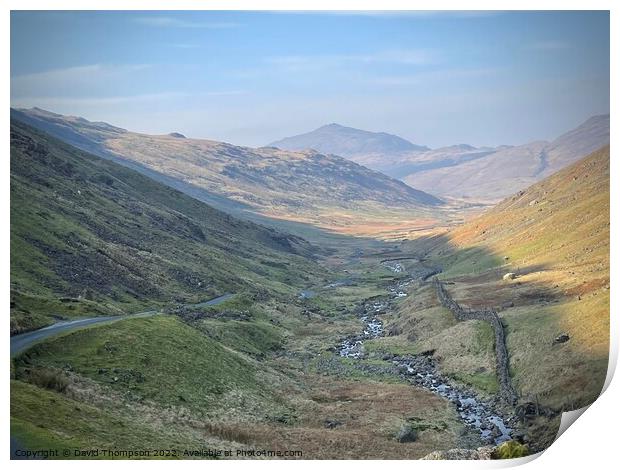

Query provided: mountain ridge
[11,108,446,237]
[10,118,326,334]
[270,114,609,202]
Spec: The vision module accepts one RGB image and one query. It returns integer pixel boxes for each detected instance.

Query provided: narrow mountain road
[10,293,235,459]
[10,294,234,357]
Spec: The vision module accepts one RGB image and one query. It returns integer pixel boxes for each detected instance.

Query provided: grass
[406,147,609,411]
[14,316,269,413]
[448,372,499,395]
[10,291,125,335]
[10,120,327,332]
[197,319,284,357]
[11,380,207,458]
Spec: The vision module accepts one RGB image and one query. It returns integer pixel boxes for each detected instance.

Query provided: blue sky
[11,10,610,148]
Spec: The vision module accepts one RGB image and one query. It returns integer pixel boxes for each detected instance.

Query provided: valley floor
[11,237,591,459]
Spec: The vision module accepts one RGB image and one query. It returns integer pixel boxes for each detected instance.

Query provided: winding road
[10,293,234,358]
[10,293,234,459]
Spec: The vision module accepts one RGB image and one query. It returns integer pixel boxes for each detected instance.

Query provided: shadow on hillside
[398,232,609,413]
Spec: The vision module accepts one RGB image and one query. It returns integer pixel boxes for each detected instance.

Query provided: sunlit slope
[428,145,609,408]
[404,115,609,202]
[10,120,325,334]
[12,108,446,235]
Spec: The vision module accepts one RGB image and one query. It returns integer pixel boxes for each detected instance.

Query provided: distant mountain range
[270,115,610,202]
[11,108,445,236]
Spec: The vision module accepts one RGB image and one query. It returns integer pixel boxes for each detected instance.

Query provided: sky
[10,10,610,148]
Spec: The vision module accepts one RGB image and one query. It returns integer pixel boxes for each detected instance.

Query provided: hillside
[270,116,609,204]
[10,122,472,457]
[269,122,429,160]
[11,109,445,236]
[404,115,609,202]
[406,145,610,410]
[10,119,326,334]
[372,144,496,179]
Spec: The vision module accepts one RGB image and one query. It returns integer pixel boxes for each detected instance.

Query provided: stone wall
[433,278,518,405]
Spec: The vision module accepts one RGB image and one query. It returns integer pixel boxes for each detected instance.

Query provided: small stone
[553,333,570,344]
[324,419,343,429]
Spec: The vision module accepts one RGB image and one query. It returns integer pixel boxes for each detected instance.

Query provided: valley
[9,114,609,460]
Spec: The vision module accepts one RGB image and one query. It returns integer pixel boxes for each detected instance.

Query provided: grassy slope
[11,108,447,236]
[409,146,610,408]
[11,276,470,459]
[11,314,298,456]
[14,316,281,414]
[10,120,326,333]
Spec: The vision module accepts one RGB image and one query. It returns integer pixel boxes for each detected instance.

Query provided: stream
[338,262,514,445]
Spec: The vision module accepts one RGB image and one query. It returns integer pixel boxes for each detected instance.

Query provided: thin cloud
[265,49,437,72]
[373,67,502,86]
[11,90,247,109]
[11,63,151,82]
[270,11,500,18]
[134,16,240,29]
[11,92,188,108]
[203,90,247,97]
[11,64,153,98]
[527,40,571,51]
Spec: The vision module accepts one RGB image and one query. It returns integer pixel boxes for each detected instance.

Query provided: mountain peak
[270,124,429,158]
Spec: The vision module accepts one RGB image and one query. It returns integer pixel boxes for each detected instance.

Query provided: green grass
[448,372,499,395]
[197,319,284,357]
[11,381,203,459]
[10,120,326,332]
[14,316,266,412]
[363,336,420,356]
[436,246,502,278]
[10,291,126,335]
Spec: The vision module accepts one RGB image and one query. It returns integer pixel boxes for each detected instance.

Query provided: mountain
[269,123,500,177]
[403,115,610,202]
[10,119,326,334]
[543,114,611,174]
[11,109,444,236]
[373,144,497,179]
[271,116,609,204]
[269,123,429,160]
[409,145,609,411]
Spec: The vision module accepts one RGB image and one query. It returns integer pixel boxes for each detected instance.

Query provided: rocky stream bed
[338,262,516,445]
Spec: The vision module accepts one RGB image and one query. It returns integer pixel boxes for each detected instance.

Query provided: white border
[3,1,617,469]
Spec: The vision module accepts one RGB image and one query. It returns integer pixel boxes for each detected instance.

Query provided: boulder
[396,424,418,443]
[503,272,517,280]
[422,447,494,460]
